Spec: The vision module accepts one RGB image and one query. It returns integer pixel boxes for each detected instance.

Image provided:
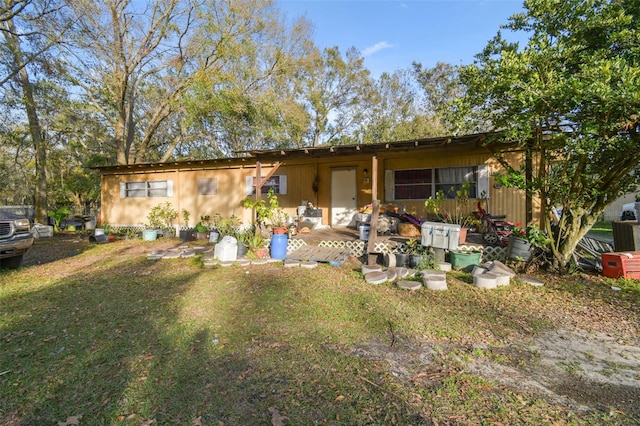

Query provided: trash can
[359,223,370,241]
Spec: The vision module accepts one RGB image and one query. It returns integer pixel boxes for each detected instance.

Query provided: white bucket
[358,223,370,241]
[94,228,105,236]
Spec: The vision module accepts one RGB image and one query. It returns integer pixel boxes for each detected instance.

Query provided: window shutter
[245,176,254,195]
[477,164,489,199]
[120,182,126,198]
[384,170,394,201]
[166,180,174,197]
[279,175,287,195]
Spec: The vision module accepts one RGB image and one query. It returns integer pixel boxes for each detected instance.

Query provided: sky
[278,0,526,77]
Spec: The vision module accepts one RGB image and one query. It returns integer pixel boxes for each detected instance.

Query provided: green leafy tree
[356,68,440,144]
[412,61,470,136]
[298,46,374,146]
[454,0,640,272]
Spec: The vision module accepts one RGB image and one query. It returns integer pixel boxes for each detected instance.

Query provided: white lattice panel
[319,240,365,257]
[481,245,507,262]
[109,224,145,234]
[287,239,307,253]
[456,244,507,262]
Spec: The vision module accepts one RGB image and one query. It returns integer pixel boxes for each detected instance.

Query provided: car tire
[1,255,24,270]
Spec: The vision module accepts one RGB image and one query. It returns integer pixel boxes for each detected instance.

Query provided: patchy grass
[1,236,639,425]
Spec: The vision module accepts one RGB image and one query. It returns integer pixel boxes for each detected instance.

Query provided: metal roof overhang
[92,132,501,173]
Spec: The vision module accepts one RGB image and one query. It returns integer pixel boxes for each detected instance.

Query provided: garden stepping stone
[383,253,397,268]
[235,259,251,266]
[517,276,545,287]
[437,262,452,272]
[397,280,422,290]
[162,251,182,259]
[494,273,511,286]
[394,267,411,278]
[301,261,318,269]
[284,259,300,267]
[251,259,268,265]
[365,271,388,285]
[471,265,488,276]
[473,272,499,289]
[147,249,165,260]
[422,271,448,290]
[422,270,446,280]
[362,264,382,274]
[219,261,234,267]
[181,249,196,258]
[386,269,398,281]
[488,260,517,277]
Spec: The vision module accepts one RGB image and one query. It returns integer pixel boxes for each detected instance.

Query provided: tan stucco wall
[99,143,536,228]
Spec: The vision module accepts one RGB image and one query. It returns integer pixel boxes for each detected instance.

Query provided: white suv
[621,202,637,221]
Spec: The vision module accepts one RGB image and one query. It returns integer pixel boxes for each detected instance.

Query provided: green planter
[449,250,481,272]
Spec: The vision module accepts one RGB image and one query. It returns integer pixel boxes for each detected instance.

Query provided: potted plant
[179,209,196,241]
[195,215,210,240]
[424,182,476,243]
[243,188,289,235]
[146,202,178,239]
[393,245,411,267]
[216,215,241,239]
[235,227,250,258]
[245,227,267,259]
[508,222,551,261]
[403,238,429,269]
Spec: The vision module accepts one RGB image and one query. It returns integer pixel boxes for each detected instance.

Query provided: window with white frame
[435,167,478,199]
[120,180,173,198]
[245,175,287,195]
[385,165,489,201]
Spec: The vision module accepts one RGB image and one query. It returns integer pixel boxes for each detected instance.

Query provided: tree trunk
[4,16,48,223]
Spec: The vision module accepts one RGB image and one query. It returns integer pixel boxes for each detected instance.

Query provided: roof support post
[366,156,379,265]
[254,161,283,200]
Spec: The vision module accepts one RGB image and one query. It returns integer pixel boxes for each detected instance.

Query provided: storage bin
[421,222,461,250]
[601,252,640,279]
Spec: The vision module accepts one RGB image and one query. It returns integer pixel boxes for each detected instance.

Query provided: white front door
[331,168,357,227]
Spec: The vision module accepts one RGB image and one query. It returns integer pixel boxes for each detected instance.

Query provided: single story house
[94,132,538,231]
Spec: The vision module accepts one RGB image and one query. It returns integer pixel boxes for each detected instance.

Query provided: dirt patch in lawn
[349,328,640,421]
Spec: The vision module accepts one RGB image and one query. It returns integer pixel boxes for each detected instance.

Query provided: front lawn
[1,235,639,425]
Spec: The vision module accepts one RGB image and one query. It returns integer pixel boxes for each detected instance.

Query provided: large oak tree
[455,0,640,272]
